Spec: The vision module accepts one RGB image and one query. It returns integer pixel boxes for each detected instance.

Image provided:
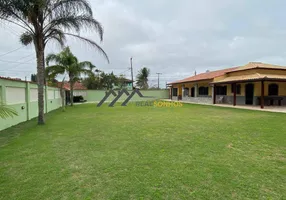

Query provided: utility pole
[130,57,134,89]
[156,73,162,89]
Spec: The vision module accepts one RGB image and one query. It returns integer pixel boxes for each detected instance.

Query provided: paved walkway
[164,99,286,113]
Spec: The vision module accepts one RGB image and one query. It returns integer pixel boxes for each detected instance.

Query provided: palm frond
[44,15,103,41]
[46,65,65,76]
[0,102,18,119]
[46,53,62,65]
[78,61,96,70]
[44,28,66,47]
[20,31,33,46]
[44,0,93,20]
[136,67,150,89]
[64,33,109,63]
[0,0,35,33]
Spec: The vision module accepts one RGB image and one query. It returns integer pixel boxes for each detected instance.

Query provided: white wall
[48,90,54,99]
[74,90,87,97]
[6,87,25,104]
[30,88,38,102]
[55,90,61,99]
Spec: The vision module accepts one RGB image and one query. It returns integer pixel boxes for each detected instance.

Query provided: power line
[2,24,21,37]
[0,58,34,64]
[117,68,130,75]
[0,56,36,72]
[0,46,23,57]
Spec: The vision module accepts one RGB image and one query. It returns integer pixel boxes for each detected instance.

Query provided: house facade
[57,81,87,104]
[169,62,286,108]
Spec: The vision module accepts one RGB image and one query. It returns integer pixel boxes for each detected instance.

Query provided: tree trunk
[32,20,46,125]
[60,88,65,111]
[70,79,74,106]
[35,47,45,124]
[60,79,66,112]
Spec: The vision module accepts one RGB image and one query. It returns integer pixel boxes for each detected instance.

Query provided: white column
[195,84,198,97]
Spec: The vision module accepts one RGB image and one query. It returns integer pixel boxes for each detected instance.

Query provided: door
[65,90,70,105]
[191,87,195,97]
[245,83,254,105]
[172,88,178,97]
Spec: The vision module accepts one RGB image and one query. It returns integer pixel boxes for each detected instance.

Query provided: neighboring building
[57,81,87,103]
[57,81,87,95]
[168,62,286,108]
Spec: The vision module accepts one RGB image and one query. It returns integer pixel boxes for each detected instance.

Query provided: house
[57,81,87,103]
[168,62,286,108]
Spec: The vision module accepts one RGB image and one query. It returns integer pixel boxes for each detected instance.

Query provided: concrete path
[163,99,286,114]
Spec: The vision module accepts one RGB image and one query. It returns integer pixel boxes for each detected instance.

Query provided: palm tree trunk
[70,80,74,106]
[35,45,45,124]
[60,89,65,111]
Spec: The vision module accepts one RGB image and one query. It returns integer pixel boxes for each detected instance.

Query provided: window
[216,86,227,95]
[231,84,241,95]
[268,84,278,96]
[199,87,209,96]
[172,88,178,96]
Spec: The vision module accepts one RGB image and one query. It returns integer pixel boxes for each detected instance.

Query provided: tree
[117,74,127,89]
[100,72,117,90]
[82,75,101,89]
[82,68,102,89]
[136,67,150,89]
[0,0,109,124]
[30,74,37,82]
[59,77,66,112]
[46,47,95,106]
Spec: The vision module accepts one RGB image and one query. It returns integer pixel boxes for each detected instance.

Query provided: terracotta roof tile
[57,81,87,90]
[229,62,286,72]
[212,73,286,84]
[170,67,239,84]
[122,78,133,83]
[0,76,26,83]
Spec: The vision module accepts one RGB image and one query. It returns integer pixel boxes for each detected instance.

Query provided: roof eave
[169,78,214,85]
[226,67,286,74]
[211,77,286,85]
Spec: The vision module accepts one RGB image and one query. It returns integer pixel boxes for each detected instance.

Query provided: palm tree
[0,102,17,119]
[136,67,150,89]
[46,47,95,106]
[0,0,109,124]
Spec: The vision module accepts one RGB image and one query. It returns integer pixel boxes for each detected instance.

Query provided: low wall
[182,96,212,104]
[86,89,169,102]
[171,96,213,104]
[171,96,178,101]
[215,95,286,105]
[216,95,245,105]
[0,78,62,131]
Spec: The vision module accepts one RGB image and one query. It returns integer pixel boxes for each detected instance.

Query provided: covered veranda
[212,75,286,109]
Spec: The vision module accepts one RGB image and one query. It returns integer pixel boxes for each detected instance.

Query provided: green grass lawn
[0,103,285,199]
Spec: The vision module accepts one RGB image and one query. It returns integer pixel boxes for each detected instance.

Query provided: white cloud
[1,0,286,87]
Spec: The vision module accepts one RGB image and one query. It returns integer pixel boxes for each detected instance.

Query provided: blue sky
[1,0,286,88]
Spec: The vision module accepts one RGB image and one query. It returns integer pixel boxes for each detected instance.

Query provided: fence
[0,78,62,131]
[0,77,170,131]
